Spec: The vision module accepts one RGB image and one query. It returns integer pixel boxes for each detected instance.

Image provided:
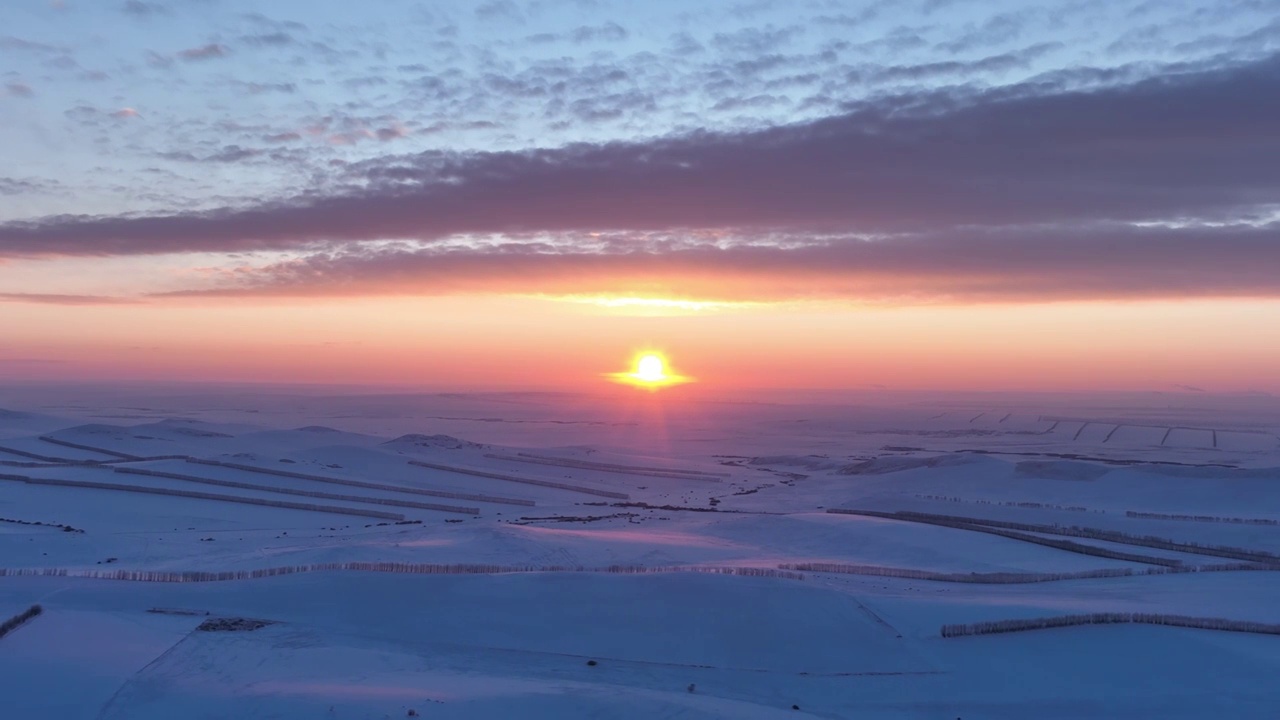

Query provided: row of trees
[487,452,723,482]
[1,473,403,521]
[408,460,630,499]
[0,604,42,640]
[37,435,140,460]
[115,467,478,515]
[12,560,1270,586]
[830,508,1280,565]
[188,458,533,507]
[0,445,69,462]
[780,563,1137,584]
[0,563,805,583]
[941,612,1280,638]
[1126,511,1278,526]
[915,494,1099,513]
[0,516,84,533]
[828,509,1184,566]
[782,561,1274,585]
[515,452,729,478]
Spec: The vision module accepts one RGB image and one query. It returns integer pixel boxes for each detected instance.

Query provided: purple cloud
[570,22,628,43]
[0,52,1277,310]
[177,43,229,61]
[0,178,57,196]
[122,1,168,17]
[0,293,141,305]
[165,223,1280,303]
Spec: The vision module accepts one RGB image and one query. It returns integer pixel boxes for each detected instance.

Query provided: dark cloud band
[158,223,1280,303]
[2,52,1278,304]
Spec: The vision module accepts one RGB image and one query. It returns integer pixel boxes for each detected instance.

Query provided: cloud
[711,25,802,54]
[242,82,296,94]
[0,178,57,196]
[159,223,1280,304]
[145,50,174,68]
[1,52,1278,266]
[563,89,655,121]
[570,22,628,43]
[159,145,265,163]
[177,43,229,61]
[0,357,68,365]
[853,42,1062,84]
[0,293,140,305]
[63,106,142,125]
[667,32,704,56]
[375,125,409,141]
[240,32,296,47]
[5,82,34,97]
[122,1,168,16]
[342,76,388,89]
[302,114,412,145]
[0,36,66,54]
[937,9,1032,53]
[475,0,523,22]
[240,12,307,33]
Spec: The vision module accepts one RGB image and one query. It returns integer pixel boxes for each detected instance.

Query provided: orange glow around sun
[608,351,693,389]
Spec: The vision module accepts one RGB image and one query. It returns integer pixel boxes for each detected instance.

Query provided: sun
[608,351,693,389]
[636,354,665,382]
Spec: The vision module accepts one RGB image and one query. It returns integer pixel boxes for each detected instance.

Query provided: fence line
[0,604,43,640]
[914,494,1101,514]
[38,436,141,460]
[1,453,189,466]
[827,509,1182,566]
[186,458,532,507]
[782,561,1273,584]
[941,612,1280,638]
[781,563,1140,584]
[829,508,1280,565]
[0,515,84,533]
[0,472,403,520]
[0,445,78,463]
[0,563,803,583]
[1125,511,1278,526]
[517,452,730,477]
[115,467,478,515]
[487,453,725,481]
[409,460,630,499]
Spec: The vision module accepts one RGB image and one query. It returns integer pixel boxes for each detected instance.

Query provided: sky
[1,0,1278,392]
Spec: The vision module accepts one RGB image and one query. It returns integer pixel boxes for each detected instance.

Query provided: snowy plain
[0,385,1278,719]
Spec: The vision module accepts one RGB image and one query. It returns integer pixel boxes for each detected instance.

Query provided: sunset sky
[2,0,1278,391]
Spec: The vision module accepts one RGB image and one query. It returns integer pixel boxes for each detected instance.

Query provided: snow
[0,387,1278,717]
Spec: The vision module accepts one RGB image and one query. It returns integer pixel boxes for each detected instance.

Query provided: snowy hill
[1,390,1278,718]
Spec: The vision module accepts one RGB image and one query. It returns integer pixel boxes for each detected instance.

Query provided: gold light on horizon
[608,351,693,389]
[540,294,763,315]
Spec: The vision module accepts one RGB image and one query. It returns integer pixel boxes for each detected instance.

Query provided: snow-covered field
[1,387,1278,718]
